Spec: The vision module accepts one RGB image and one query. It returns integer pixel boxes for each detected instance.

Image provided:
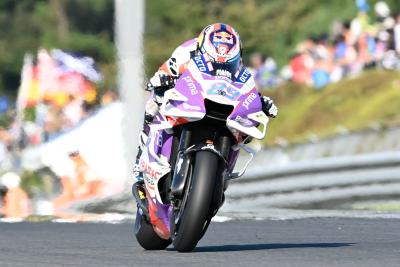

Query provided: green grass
[264,70,400,146]
[351,201,400,212]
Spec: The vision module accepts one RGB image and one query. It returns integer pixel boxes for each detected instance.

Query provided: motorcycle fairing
[140,117,174,240]
[147,193,172,240]
[160,55,269,140]
[139,55,269,240]
[141,116,174,201]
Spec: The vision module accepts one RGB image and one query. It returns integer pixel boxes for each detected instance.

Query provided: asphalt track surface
[1,218,400,267]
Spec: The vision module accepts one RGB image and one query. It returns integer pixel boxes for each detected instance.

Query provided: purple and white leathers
[133,52,274,252]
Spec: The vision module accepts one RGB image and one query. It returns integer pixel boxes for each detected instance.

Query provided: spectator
[311,35,334,88]
[334,34,358,77]
[0,182,7,214]
[0,129,8,166]
[290,52,313,86]
[100,90,118,106]
[52,151,104,209]
[357,32,377,68]
[375,1,390,20]
[250,53,280,89]
[394,13,400,55]
[356,0,369,13]
[0,172,30,218]
[62,94,84,130]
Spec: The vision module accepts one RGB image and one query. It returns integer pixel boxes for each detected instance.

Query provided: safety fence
[224,151,400,211]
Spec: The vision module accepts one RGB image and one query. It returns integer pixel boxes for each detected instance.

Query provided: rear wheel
[134,209,171,250]
[172,151,219,252]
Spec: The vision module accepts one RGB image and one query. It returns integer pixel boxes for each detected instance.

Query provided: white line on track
[0,218,24,223]
[3,210,400,224]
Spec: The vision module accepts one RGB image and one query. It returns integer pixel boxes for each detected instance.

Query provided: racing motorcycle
[133,54,269,252]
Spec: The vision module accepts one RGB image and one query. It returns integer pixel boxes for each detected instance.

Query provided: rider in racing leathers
[133,23,278,181]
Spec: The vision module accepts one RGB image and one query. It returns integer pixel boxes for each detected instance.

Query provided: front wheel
[172,151,219,252]
[134,209,171,250]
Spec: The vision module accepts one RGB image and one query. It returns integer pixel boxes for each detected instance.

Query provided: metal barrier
[224,151,400,210]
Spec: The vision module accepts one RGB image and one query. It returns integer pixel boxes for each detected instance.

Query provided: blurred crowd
[249,1,400,89]
[17,49,119,146]
[25,88,118,146]
[0,49,118,154]
[0,48,118,218]
[0,49,118,171]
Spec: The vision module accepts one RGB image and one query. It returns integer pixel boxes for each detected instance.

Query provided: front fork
[170,129,192,198]
[170,129,231,211]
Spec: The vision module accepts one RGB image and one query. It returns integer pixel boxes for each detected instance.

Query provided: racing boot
[132,130,148,183]
[132,131,150,219]
[132,111,153,214]
[132,179,149,219]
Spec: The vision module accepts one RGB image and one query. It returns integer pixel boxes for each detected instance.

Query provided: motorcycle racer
[133,23,278,181]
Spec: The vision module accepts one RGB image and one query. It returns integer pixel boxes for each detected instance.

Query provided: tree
[0,0,115,98]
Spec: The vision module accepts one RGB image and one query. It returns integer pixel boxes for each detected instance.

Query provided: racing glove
[146,71,177,108]
[144,72,177,123]
[260,95,278,118]
[146,71,176,94]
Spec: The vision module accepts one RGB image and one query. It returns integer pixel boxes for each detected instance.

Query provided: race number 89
[207,82,240,101]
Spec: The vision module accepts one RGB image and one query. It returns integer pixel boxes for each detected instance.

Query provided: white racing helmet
[197,23,242,76]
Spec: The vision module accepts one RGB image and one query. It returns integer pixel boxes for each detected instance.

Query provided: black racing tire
[172,151,219,252]
[134,209,171,250]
